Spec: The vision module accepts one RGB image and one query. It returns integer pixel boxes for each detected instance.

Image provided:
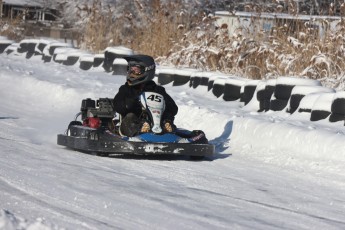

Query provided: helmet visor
[127,64,146,78]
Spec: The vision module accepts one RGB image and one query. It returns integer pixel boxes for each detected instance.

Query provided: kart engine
[80,98,115,128]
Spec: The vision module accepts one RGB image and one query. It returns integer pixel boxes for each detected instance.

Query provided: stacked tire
[270,77,321,111]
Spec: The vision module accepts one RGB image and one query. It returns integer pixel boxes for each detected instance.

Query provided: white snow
[104,46,134,56]
[1,52,345,230]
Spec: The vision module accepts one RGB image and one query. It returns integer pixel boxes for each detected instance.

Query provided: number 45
[147,94,162,102]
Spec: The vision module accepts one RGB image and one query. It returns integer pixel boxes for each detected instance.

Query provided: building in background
[1,0,57,21]
[215,11,341,39]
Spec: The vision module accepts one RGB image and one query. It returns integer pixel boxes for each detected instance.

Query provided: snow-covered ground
[1,52,345,230]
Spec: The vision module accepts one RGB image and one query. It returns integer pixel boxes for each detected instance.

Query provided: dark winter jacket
[113,80,178,122]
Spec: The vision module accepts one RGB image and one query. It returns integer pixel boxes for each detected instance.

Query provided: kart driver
[113,54,178,137]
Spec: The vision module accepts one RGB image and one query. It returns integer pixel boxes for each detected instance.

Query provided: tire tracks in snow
[0,176,118,230]
[187,186,345,227]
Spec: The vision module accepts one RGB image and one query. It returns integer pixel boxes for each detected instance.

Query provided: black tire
[287,94,304,114]
[212,84,225,98]
[208,80,214,91]
[310,110,330,121]
[223,83,241,101]
[241,85,257,105]
[331,98,345,114]
[42,55,52,62]
[192,77,201,88]
[103,51,117,72]
[0,43,12,54]
[256,89,267,112]
[173,75,190,86]
[265,85,276,99]
[256,88,266,101]
[201,77,209,86]
[25,52,35,59]
[329,113,345,122]
[37,43,47,53]
[80,61,93,71]
[270,99,288,111]
[274,84,295,100]
[93,57,104,67]
[64,56,79,66]
[158,73,174,85]
[27,43,37,54]
[18,42,28,53]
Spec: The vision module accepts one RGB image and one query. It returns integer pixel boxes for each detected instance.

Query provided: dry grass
[158,5,345,88]
[77,0,197,57]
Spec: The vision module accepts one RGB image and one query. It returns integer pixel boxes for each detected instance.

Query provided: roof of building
[3,0,44,8]
[215,11,341,21]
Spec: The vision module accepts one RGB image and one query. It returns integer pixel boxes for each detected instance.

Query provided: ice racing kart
[57,92,215,159]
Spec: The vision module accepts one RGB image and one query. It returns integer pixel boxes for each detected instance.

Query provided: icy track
[0,54,345,230]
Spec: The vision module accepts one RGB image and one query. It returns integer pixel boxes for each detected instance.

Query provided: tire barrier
[157,67,175,85]
[17,39,30,53]
[2,36,345,126]
[261,79,276,112]
[65,56,80,66]
[23,39,39,58]
[42,42,73,63]
[212,77,227,98]
[223,78,247,101]
[297,93,324,113]
[103,46,133,73]
[173,69,195,86]
[310,92,335,121]
[190,71,203,88]
[244,80,267,111]
[286,86,335,114]
[0,39,13,54]
[79,55,95,71]
[4,43,20,55]
[157,66,195,86]
[52,47,75,63]
[270,77,321,111]
[112,58,128,75]
[200,72,216,87]
[240,80,260,105]
[37,40,50,55]
[206,73,235,92]
[329,91,345,122]
[93,54,104,68]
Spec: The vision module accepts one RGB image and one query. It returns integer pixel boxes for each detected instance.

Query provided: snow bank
[231,115,345,169]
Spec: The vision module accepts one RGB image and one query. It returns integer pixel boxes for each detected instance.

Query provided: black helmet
[124,54,156,86]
